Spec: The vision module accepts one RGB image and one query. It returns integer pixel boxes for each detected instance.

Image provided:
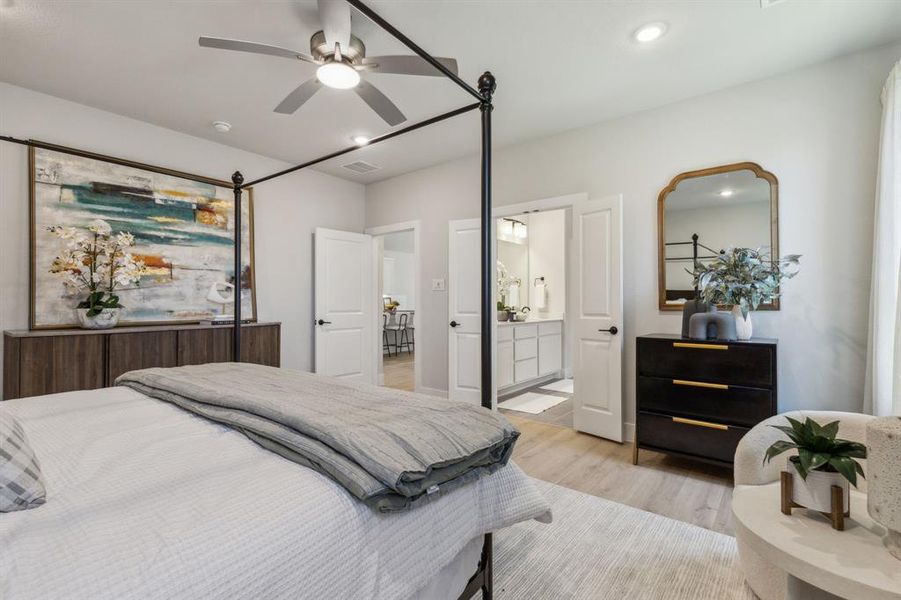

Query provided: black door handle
[317,319,332,326]
[599,326,618,335]
[449,320,459,328]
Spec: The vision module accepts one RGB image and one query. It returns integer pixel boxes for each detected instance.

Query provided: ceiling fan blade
[199,36,317,64]
[274,79,323,114]
[318,0,351,53]
[361,55,459,77]
[354,80,406,126]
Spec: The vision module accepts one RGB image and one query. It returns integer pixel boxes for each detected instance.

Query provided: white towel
[533,283,547,310]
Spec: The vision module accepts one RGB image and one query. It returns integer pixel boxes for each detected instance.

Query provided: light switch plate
[432,278,446,292]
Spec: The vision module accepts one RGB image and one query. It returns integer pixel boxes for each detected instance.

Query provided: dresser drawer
[637,411,748,464]
[637,376,774,427]
[497,326,514,342]
[515,337,537,360]
[637,337,774,388]
[514,324,538,339]
[514,358,538,382]
[538,321,562,336]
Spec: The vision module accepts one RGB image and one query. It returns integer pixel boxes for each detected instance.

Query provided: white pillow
[0,411,47,512]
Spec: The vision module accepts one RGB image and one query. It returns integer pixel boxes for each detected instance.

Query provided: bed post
[479,70,496,600]
[232,170,244,362]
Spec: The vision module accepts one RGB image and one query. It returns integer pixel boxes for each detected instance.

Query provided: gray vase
[688,310,737,341]
[681,299,710,338]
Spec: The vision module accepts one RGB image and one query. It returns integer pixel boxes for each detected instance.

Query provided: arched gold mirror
[658,162,779,311]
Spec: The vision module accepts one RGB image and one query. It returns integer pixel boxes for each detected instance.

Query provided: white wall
[365,42,901,422]
[0,83,365,394]
[527,209,567,318]
[383,249,415,312]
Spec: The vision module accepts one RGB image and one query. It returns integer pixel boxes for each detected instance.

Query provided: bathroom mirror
[658,162,778,311]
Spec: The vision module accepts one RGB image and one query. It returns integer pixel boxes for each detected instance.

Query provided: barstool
[396,313,413,354]
[382,313,394,357]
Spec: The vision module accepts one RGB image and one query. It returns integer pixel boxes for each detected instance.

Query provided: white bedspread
[0,387,551,600]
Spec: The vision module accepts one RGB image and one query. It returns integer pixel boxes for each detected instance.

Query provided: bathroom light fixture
[719,189,734,197]
[499,219,514,237]
[514,223,528,239]
[633,22,667,43]
[352,135,370,146]
[212,121,232,133]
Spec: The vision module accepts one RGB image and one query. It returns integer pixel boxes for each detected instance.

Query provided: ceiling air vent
[342,160,381,174]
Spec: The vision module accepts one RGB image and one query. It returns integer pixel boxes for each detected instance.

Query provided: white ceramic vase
[732,306,753,340]
[75,308,121,330]
[787,458,850,514]
[867,416,901,561]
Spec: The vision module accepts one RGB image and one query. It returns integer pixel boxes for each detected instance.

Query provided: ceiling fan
[199,0,459,126]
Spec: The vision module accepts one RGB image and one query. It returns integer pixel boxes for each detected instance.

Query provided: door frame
[365,220,422,393]
[493,193,625,440]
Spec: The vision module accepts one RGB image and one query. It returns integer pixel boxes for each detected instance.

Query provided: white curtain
[865,60,901,416]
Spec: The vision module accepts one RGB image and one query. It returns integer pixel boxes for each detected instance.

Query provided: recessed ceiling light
[719,189,734,197]
[211,121,231,133]
[633,22,667,43]
[352,135,370,146]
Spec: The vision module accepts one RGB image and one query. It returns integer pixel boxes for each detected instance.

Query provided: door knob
[599,326,618,335]
[317,319,332,326]
[449,320,459,328]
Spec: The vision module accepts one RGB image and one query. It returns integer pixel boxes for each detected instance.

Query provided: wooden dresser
[3,322,280,401]
[635,334,777,467]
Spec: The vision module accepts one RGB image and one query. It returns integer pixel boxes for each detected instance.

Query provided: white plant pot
[787,458,850,514]
[75,307,121,330]
[732,306,753,340]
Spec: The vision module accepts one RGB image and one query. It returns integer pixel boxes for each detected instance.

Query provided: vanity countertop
[497,317,564,326]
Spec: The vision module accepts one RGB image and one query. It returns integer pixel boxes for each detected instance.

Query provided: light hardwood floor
[506,414,736,536]
[383,351,414,391]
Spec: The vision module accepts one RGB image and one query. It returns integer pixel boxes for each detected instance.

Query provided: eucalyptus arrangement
[691,247,800,339]
[764,416,867,486]
[48,219,143,329]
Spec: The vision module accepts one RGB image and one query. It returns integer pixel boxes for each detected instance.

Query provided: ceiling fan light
[317,61,360,89]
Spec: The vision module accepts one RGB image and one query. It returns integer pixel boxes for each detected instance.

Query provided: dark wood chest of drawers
[3,322,280,401]
[635,334,777,467]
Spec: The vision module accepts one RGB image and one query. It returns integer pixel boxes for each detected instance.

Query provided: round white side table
[733,482,901,600]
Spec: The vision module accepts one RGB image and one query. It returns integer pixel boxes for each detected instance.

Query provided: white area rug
[498,392,568,414]
[485,480,754,600]
[539,378,574,394]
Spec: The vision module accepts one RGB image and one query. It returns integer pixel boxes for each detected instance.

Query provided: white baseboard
[416,386,448,398]
[623,422,635,443]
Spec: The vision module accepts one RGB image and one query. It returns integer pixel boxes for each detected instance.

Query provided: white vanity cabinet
[497,319,563,391]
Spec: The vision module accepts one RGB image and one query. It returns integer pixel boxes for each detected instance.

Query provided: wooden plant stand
[780,471,849,531]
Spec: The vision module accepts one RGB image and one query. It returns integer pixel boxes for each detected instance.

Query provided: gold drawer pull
[673,379,729,390]
[672,416,729,431]
[673,342,729,351]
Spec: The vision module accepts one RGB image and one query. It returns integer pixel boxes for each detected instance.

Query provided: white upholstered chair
[733,410,874,600]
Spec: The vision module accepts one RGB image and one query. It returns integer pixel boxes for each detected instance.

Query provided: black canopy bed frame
[0,1,497,597]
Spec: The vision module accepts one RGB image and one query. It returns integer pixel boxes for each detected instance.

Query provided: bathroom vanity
[497,318,564,392]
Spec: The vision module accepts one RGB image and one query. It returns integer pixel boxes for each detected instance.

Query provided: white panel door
[314,227,375,383]
[572,195,624,441]
[448,219,482,404]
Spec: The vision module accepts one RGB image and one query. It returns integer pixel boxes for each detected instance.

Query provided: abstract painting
[30,145,255,328]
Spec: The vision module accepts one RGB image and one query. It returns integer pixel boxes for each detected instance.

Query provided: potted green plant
[496,300,509,322]
[764,416,867,513]
[48,219,144,329]
[691,247,800,340]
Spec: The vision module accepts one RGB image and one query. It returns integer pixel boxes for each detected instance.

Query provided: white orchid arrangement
[496,260,521,309]
[48,219,144,317]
